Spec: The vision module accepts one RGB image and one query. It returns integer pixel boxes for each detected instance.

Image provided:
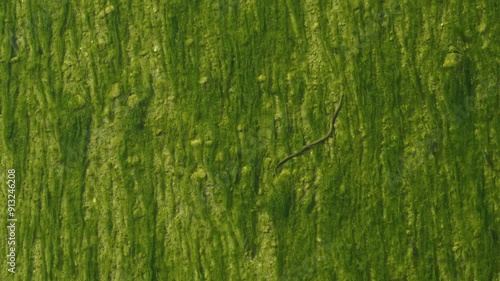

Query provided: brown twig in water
[275,94,344,175]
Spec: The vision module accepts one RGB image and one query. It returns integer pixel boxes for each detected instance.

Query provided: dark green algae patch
[1,0,499,280]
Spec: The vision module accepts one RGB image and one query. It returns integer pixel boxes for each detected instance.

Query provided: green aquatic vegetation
[1,0,499,280]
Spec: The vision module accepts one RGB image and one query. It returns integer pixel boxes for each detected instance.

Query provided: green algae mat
[1,0,499,280]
